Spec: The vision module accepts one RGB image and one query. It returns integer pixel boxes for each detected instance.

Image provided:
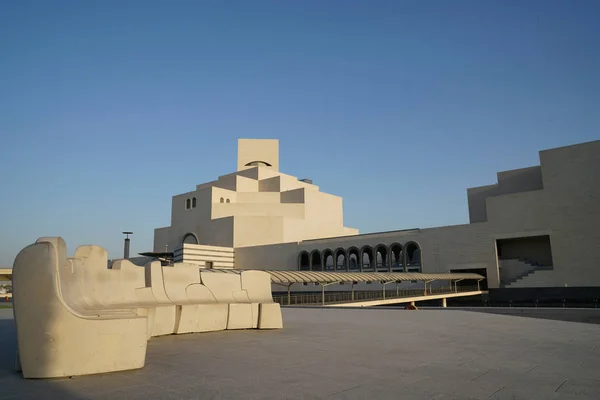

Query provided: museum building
[154,139,600,289]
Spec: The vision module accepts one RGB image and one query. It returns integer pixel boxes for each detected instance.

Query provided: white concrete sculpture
[11,237,283,379]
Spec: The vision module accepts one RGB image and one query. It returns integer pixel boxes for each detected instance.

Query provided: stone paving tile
[556,378,600,397]
[173,382,325,400]
[404,376,506,400]
[414,362,490,381]
[172,369,361,400]
[459,358,538,374]
[2,308,600,400]
[488,386,599,400]
[329,384,436,400]
[86,385,192,400]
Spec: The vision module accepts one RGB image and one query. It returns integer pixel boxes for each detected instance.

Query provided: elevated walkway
[326,289,486,307]
[273,285,486,307]
[264,270,485,306]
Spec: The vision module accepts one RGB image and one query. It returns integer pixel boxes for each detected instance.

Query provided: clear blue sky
[1,0,599,266]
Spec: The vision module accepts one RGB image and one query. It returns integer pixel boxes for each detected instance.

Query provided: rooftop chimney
[122,232,133,259]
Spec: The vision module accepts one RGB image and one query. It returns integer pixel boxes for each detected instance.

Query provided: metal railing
[272,285,480,306]
[479,298,600,309]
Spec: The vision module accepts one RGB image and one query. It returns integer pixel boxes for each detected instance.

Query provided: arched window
[405,241,422,272]
[182,232,199,245]
[192,197,196,208]
[186,198,191,209]
[310,250,322,271]
[347,247,360,271]
[361,246,374,272]
[298,251,310,270]
[245,161,272,167]
[390,243,404,272]
[220,197,224,203]
[334,248,347,271]
[375,244,389,272]
[226,198,231,203]
[322,249,334,271]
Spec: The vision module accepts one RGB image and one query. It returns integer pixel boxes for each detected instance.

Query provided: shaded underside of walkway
[262,270,485,284]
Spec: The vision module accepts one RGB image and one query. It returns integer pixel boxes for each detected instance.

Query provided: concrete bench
[11,237,282,379]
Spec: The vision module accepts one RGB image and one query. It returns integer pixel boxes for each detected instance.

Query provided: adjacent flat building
[154,139,600,289]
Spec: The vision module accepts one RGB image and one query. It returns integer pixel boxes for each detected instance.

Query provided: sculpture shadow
[0,314,90,400]
[0,316,17,374]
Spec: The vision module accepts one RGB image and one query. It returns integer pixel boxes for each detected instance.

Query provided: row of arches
[185,197,197,209]
[298,242,422,273]
[219,197,231,203]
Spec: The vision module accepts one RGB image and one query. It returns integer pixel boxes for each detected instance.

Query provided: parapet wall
[174,243,235,268]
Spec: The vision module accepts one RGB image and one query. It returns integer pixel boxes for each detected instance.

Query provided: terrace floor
[1,307,599,399]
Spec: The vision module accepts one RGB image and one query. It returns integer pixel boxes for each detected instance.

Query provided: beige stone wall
[236,192,281,204]
[233,140,600,289]
[211,187,237,204]
[157,187,234,251]
[154,139,357,253]
[213,173,237,191]
[153,227,170,252]
[486,189,548,231]
[343,227,360,235]
[237,138,279,171]
[539,141,600,286]
[234,216,285,247]
[467,166,543,223]
[173,243,235,268]
[238,165,280,181]
[467,184,497,224]
[235,176,259,192]
[235,242,300,271]
[168,189,208,248]
[258,176,281,192]
[294,190,345,240]
[237,224,500,287]
[497,166,543,189]
[202,217,234,248]
[280,188,305,203]
[156,139,599,290]
[213,202,305,220]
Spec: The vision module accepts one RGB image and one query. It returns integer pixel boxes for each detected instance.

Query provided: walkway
[327,289,486,307]
[273,285,485,306]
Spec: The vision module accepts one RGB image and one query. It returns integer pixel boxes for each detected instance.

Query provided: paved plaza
[1,307,599,399]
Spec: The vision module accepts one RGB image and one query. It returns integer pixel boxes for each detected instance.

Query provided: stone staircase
[506,270,557,288]
[499,258,553,288]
